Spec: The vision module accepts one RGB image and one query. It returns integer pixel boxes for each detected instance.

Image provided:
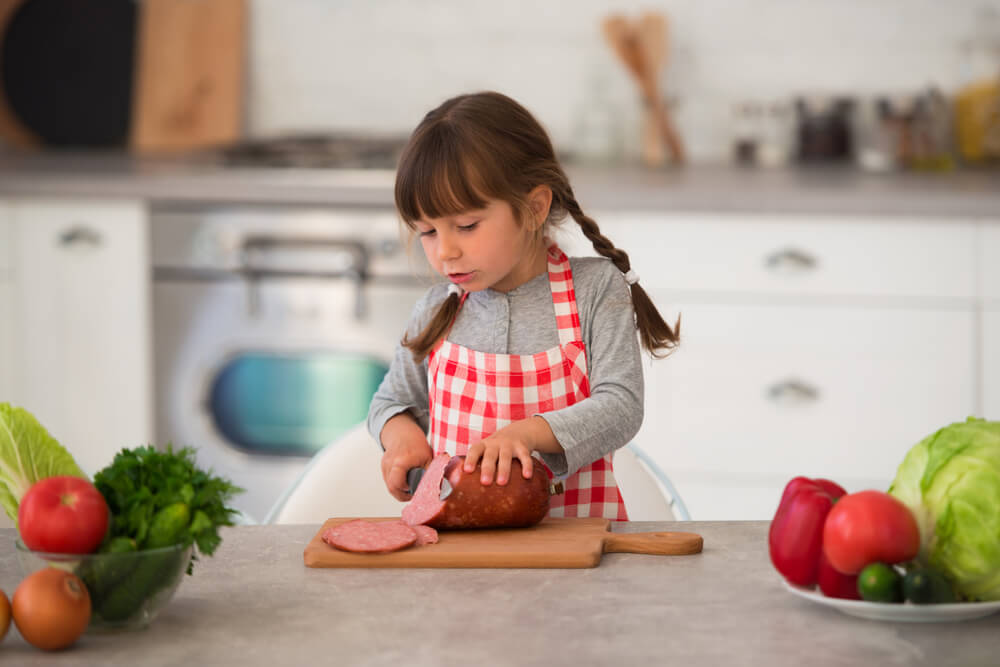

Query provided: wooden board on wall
[0,0,37,148]
[130,0,246,153]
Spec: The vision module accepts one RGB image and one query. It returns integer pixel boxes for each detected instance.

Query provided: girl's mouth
[448,272,474,284]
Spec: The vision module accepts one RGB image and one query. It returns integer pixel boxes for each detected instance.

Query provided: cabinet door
[986,311,1000,419]
[560,213,977,299]
[0,201,11,403]
[982,222,1000,419]
[639,297,976,520]
[981,222,1000,301]
[10,199,152,476]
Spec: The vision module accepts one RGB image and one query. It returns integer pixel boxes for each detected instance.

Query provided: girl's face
[414,196,547,294]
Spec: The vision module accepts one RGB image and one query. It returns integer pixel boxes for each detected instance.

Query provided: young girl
[367,91,679,520]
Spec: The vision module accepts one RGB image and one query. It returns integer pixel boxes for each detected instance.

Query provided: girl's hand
[464,417,562,486]
[380,413,434,501]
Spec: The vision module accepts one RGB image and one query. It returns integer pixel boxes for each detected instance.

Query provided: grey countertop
[1,522,998,666]
[1,150,998,217]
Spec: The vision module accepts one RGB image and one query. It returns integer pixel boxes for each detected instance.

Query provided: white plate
[782,580,1000,622]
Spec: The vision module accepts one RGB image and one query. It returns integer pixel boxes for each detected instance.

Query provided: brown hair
[395,91,679,361]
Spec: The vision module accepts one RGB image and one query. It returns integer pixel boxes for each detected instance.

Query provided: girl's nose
[437,231,461,261]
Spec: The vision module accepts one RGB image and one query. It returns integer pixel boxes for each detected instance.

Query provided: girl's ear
[527,185,553,228]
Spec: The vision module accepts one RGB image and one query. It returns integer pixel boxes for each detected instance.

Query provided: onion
[12,568,90,650]
[0,589,10,641]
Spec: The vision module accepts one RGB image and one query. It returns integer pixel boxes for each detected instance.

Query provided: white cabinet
[6,198,153,477]
[644,300,976,519]
[593,214,975,299]
[0,202,12,402]
[983,223,1000,419]
[986,311,1000,419]
[563,213,981,520]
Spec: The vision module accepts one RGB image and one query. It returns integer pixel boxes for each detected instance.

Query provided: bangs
[395,125,497,226]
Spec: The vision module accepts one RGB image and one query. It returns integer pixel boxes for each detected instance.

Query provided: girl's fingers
[387,461,411,501]
[464,442,484,472]
[496,448,514,486]
[478,452,497,485]
[518,450,534,479]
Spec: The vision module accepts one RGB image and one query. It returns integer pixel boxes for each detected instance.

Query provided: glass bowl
[15,539,192,632]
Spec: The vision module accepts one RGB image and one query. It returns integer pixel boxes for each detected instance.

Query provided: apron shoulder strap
[547,244,583,347]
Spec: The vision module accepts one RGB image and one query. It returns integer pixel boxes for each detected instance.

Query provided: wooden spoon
[636,13,666,166]
[602,15,657,164]
[637,11,685,165]
[602,13,685,166]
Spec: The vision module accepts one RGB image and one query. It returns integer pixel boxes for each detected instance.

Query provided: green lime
[857,562,904,603]
[903,567,956,604]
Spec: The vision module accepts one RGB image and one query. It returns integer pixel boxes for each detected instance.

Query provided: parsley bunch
[93,445,243,571]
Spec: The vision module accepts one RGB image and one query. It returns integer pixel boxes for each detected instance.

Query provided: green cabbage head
[889,417,1000,601]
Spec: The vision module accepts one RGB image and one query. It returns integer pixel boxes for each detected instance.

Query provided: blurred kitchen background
[1,0,999,525]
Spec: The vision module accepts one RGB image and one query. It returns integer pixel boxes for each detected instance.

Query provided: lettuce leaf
[0,402,87,526]
[889,417,1000,600]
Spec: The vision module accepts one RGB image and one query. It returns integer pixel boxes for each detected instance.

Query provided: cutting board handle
[603,531,703,556]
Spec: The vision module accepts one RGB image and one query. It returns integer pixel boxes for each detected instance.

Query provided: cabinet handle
[764,247,816,272]
[58,225,103,248]
[767,379,820,404]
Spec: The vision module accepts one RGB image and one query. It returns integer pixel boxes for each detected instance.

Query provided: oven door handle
[240,236,371,318]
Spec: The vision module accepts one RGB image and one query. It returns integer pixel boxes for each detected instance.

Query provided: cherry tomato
[822,490,920,575]
[12,568,91,650]
[18,476,109,554]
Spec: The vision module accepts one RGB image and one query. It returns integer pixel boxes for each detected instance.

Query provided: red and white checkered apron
[427,244,629,520]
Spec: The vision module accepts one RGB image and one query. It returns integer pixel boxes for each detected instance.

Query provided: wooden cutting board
[303,517,703,569]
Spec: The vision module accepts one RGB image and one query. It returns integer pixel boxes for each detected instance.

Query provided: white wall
[247,0,1000,162]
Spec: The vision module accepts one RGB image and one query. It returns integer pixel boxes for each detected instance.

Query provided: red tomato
[822,490,920,575]
[18,476,109,554]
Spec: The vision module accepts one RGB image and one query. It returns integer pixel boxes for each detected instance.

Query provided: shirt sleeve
[366,286,446,449]
[535,262,645,477]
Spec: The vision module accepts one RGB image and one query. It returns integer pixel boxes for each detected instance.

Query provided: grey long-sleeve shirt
[366,256,644,477]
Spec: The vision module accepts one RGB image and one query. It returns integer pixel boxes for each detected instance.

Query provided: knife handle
[406,467,424,495]
[603,531,703,556]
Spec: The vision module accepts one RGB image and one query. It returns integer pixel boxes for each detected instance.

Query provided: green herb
[0,403,87,527]
[93,444,243,572]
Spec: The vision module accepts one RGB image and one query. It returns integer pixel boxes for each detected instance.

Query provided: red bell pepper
[768,476,858,599]
[816,550,861,600]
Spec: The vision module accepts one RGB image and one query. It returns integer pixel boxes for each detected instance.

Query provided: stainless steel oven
[150,203,430,522]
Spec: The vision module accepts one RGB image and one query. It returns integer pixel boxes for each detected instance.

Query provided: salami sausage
[402,454,550,529]
[322,519,417,553]
[401,453,451,526]
[411,524,439,545]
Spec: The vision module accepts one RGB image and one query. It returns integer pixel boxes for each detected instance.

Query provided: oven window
[207,352,389,456]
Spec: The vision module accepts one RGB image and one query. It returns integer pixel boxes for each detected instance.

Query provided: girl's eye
[417,229,436,237]
[458,222,479,232]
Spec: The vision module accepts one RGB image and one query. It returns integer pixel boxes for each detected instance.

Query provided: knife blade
[406,465,454,499]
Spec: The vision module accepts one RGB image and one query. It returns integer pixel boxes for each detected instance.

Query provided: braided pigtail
[562,195,680,358]
[401,290,462,362]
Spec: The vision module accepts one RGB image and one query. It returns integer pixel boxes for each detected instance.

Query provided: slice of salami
[322,519,417,553]
[411,524,439,545]
[401,453,452,526]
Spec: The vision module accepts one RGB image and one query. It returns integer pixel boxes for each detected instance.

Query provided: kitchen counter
[1,150,999,217]
[1,522,998,666]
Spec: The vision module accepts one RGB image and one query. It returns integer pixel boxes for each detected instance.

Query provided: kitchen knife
[406,466,453,499]
[406,467,424,495]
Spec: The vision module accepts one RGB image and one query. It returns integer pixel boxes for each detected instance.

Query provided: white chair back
[265,423,690,524]
[615,443,691,521]
[265,423,401,524]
